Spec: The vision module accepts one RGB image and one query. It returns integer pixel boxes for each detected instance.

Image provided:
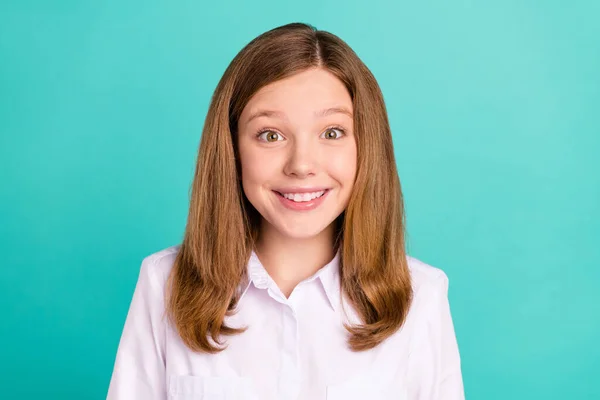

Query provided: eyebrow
[245,106,353,124]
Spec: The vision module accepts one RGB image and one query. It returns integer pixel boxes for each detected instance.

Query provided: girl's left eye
[321,127,346,139]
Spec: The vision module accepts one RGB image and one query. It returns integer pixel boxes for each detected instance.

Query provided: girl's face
[237,67,357,241]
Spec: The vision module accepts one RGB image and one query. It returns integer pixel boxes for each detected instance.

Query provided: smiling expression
[236,67,358,240]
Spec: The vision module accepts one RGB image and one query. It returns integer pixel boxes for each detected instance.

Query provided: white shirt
[107,245,464,400]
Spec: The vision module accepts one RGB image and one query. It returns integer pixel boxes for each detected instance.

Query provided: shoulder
[406,254,450,298]
[138,244,181,290]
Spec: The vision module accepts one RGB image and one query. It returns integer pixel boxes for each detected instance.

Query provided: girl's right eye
[256,130,284,142]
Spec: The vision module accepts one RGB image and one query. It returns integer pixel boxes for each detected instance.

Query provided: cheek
[327,147,357,185]
[238,140,262,182]
[239,145,281,192]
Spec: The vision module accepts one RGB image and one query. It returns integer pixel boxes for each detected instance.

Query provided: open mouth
[273,189,330,202]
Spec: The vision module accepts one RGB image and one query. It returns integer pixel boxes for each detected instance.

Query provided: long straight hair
[165,22,412,353]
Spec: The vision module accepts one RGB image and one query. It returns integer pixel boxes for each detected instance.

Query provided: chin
[277,219,335,240]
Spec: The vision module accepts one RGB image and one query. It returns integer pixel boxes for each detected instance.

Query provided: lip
[273,189,330,212]
[273,186,330,194]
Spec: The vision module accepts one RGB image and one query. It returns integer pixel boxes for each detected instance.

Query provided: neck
[255,221,337,298]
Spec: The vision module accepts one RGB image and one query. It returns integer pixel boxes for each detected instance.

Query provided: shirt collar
[238,248,342,312]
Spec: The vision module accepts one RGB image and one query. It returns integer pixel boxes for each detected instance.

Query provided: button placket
[278,304,301,399]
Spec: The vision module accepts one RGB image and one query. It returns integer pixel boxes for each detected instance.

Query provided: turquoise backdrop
[1,1,598,399]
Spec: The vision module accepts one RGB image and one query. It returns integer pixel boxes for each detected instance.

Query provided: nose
[282,136,318,178]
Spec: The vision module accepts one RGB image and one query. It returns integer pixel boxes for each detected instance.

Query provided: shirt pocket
[168,375,258,400]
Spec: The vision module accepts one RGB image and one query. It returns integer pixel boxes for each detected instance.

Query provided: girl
[107,22,464,400]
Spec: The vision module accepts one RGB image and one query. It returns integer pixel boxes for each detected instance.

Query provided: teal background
[1,0,598,398]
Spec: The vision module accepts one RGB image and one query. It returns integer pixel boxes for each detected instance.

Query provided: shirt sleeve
[431,272,465,399]
[107,256,167,400]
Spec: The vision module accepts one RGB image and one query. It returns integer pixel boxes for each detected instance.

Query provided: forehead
[239,68,352,124]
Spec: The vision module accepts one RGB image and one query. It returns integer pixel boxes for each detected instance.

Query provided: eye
[256,129,284,142]
[255,126,347,142]
[321,126,346,140]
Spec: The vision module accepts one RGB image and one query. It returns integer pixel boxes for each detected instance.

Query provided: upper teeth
[282,190,326,202]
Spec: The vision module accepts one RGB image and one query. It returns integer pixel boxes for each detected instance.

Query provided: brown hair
[165,22,412,353]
